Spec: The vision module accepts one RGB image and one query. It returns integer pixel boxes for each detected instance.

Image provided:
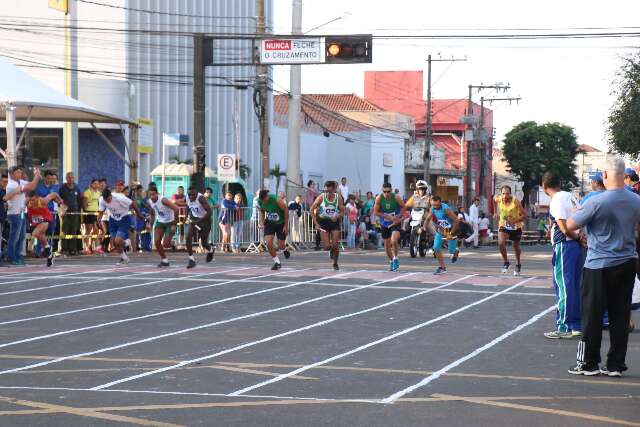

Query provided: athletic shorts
[434,231,458,254]
[83,213,97,225]
[264,221,287,241]
[108,216,131,240]
[499,227,522,242]
[154,221,174,238]
[381,224,401,240]
[317,218,341,232]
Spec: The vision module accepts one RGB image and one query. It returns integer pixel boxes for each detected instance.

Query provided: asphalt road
[0,244,636,426]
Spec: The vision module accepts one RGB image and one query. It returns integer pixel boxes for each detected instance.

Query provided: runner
[310,180,345,270]
[257,189,290,270]
[493,185,527,275]
[147,185,179,267]
[372,182,405,271]
[429,195,460,275]
[26,191,62,267]
[97,188,142,266]
[542,172,585,339]
[185,187,214,269]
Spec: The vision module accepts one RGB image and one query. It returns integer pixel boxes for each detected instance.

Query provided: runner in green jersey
[310,180,345,270]
[258,189,290,270]
[373,182,405,271]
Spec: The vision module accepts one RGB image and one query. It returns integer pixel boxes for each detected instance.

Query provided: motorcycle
[408,208,429,258]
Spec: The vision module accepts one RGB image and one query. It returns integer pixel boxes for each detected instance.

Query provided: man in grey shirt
[567,156,640,377]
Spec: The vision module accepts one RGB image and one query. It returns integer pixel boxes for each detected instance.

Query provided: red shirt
[27,198,53,224]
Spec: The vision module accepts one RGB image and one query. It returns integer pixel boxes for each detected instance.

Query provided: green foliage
[502,121,579,203]
[269,163,286,192]
[609,54,640,159]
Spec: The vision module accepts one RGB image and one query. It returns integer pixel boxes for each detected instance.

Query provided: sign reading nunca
[260,38,324,64]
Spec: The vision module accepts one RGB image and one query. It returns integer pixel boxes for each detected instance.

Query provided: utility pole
[192,34,205,192]
[286,0,302,201]
[464,83,510,207]
[424,55,466,189]
[256,0,270,189]
[63,0,79,178]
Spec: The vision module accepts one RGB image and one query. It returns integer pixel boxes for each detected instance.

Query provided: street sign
[137,118,153,154]
[48,0,68,13]
[217,153,237,182]
[259,38,324,64]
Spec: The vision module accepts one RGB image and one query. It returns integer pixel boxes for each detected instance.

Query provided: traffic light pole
[286,0,303,201]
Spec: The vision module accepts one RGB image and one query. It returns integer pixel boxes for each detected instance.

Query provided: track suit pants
[577,259,635,370]
[552,240,584,332]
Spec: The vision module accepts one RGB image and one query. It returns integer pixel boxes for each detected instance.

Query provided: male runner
[257,189,289,270]
[97,188,141,266]
[310,180,345,270]
[543,172,584,339]
[429,195,460,275]
[26,191,62,267]
[372,182,405,271]
[493,185,527,275]
[147,185,179,267]
[186,187,214,269]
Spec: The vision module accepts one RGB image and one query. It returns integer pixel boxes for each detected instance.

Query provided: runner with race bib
[186,187,214,269]
[430,195,460,275]
[97,188,142,266]
[310,180,345,270]
[26,190,62,267]
[372,182,405,272]
[493,185,526,275]
[147,185,179,268]
[258,190,290,270]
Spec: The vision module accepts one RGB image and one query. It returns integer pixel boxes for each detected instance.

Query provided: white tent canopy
[0,56,133,124]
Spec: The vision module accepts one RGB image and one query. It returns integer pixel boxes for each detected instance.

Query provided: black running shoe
[158,261,170,268]
[284,250,291,259]
[451,249,460,263]
[271,262,282,271]
[46,254,54,268]
[333,262,339,271]
[187,259,196,269]
[514,264,522,276]
[501,262,510,274]
[206,248,215,263]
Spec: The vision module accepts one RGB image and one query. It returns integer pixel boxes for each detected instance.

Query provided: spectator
[204,187,218,208]
[478,212,490,245]
[219,191,236,252]
[231,193,244,253]
[466,197,480,248]
[623,168,640,193]
[338,177,349,202]
[278,191,286,201]
[98,178,107,192]
[304,180,318,210]
[537,216,548,244]
[82,179,102,254]
[59,172,82,256]
[345,195,358,248]
[36,170,60,255]
[567,157,640,376]
[4,166,41,265]
[0,174,7,265]
[288,194,303,243]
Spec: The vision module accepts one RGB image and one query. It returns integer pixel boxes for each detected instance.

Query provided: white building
[271,94,411,197]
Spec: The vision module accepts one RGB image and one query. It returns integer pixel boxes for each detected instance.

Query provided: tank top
[317,193,339,220]
[432,203,452,230]
[379,194,400,227]
[498,197,523,230]
[27,198,52,224]
[187,193,208,219]
[149,197,175,224]
[258,194,284,224]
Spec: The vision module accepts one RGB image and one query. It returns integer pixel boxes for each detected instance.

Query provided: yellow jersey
[84,188,100,212]
[497,197,523,230]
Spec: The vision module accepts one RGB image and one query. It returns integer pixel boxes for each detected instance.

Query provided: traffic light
[325,35,372,64]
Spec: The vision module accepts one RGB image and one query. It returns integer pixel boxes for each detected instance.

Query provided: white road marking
[0,267,120,287]
[0,270,354,375]
[91,273,470,391]
[381,304,556,403]
[0,268,310,352]
[0,267,252,310]
[228,277,536,397]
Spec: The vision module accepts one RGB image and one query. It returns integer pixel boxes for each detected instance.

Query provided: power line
[77,0,256,20]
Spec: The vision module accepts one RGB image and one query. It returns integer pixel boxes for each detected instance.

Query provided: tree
[269,163,286,193]
[609,53,640,159]
[502,121,579,206]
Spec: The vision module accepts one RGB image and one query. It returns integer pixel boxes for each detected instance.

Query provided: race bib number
[111,213,123,221]
[158,211,168,220]
[324,207,336,216]
[190,207,202,216]
[437,219,451,230]
[266,212,280,222]
[32,215,45,224]
[503,221,517,231]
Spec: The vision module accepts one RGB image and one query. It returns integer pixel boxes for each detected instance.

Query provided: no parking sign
[217,153,237,182]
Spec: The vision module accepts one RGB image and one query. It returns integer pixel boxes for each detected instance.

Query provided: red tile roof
[578,144,602,153]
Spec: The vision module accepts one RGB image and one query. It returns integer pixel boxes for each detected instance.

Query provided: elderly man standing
[567,157,640,377]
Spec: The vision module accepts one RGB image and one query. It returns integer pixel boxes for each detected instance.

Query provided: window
[384,174,390,184]
[30,136,60,170]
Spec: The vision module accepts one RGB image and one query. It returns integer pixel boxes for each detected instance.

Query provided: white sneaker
[117,256,130,266]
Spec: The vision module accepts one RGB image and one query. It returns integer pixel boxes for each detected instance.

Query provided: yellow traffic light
[327,43,341,57]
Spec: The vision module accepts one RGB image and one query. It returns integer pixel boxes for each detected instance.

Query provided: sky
[271,0,640,150]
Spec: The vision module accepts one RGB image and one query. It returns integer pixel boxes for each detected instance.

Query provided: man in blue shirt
[580,171,606,205]
[567,157,640,377]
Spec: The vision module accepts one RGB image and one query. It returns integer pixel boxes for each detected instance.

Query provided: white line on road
[0,268,308,352]
[0,266,252,310]
[0,270,356,375]
[380,304,556,403]
[91,273,470,391]
[0,267,120,287]
[228,276,536,397]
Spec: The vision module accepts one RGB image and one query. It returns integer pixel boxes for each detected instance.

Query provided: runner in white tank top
[147,186,179,267]
[186,186,214,268]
